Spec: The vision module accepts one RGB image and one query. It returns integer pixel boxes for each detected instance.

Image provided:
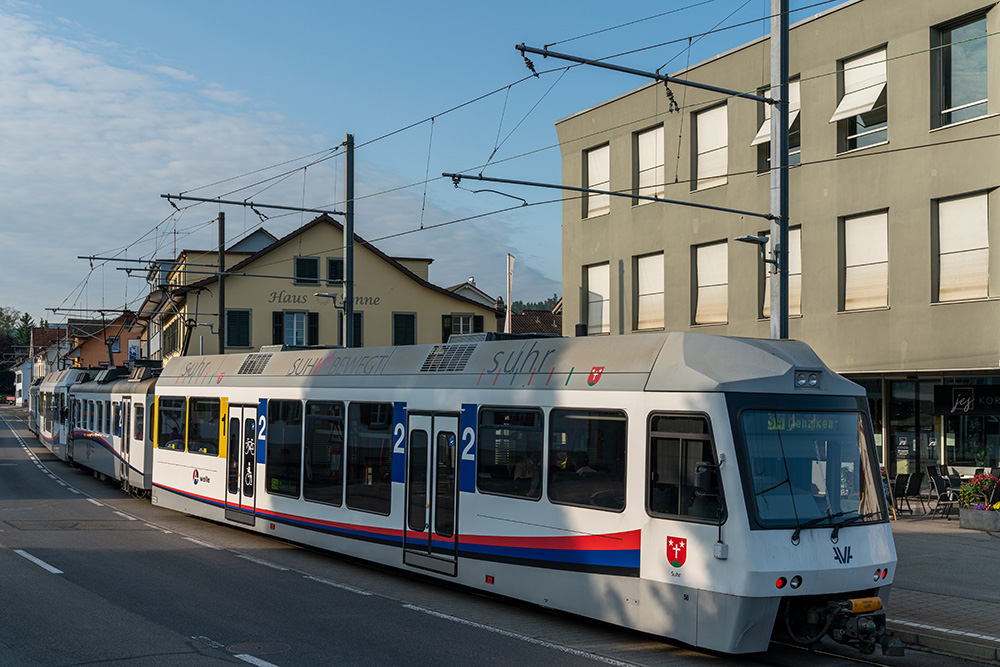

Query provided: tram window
[346,402,393,515]
[647,414,724,522]
[228,417,240,495]
[105,401,112,434]
[304,401,345,507]
[134,405,144,441]
[113,402,120,436]
[548,409,627,511]
[157,397,187,450]
[187,398,221,456]
[89,401,95,432]
[477,408,543,499]
[266,400,303,498]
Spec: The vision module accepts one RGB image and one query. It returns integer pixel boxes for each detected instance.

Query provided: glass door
[225,404,257,526]
[404,413,459,575]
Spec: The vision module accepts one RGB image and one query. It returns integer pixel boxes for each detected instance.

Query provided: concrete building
[556,0,999,476]
[141,214,501,360]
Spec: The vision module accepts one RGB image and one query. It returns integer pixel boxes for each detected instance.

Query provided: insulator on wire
[523,55,538,77]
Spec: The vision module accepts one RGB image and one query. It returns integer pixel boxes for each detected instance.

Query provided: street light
[314,293,347,348]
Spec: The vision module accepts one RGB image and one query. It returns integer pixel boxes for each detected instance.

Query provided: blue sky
[0,0,828,323]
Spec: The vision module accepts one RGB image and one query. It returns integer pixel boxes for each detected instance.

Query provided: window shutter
[441,314,452,343]
[473,315,484,333]
[352,313,363,347]
[307,312,319,346]
[272,312,283,345]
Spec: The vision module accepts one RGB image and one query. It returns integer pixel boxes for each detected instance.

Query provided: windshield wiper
[830,511,883,541]
[791,510,846,544]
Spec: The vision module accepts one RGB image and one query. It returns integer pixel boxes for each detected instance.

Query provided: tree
[511,294,560,315]
[14,312,34,347]
[0,306,20,335]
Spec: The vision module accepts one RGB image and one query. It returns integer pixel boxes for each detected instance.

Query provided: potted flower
[958,474,1000,532]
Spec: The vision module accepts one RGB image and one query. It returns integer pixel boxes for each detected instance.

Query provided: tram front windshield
[740,410,885,528]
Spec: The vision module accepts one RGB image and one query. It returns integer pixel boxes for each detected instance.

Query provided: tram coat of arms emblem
[667,536,687,568]
[587,366,605,386]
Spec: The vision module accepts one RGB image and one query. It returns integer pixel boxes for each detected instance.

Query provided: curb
[889,625,1000,664]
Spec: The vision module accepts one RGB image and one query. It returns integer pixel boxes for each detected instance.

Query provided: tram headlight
[795,373,807,387]
[873,569,882,582]
[794,370,821,389]
[789,576,802,589]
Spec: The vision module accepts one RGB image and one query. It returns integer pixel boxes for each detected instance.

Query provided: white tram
[150,333,901,656]
[36,368,93,459]
[66,366,158,491]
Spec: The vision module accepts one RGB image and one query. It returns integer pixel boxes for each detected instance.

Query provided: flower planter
[959,508,1000,533]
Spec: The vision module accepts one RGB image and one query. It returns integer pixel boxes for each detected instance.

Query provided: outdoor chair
[903,472,926,513]
[947,474,963,491]
[974,468,984,476]
[892,473,911,514]
[930,475,959,520]
[926,465,939,478]
[988,483,1000,509]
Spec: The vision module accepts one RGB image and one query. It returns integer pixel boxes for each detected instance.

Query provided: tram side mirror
[694,461,719,496]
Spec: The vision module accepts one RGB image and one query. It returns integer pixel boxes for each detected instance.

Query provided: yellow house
[144,214,501,359]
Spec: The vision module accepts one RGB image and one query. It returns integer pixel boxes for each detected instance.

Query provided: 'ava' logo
[667,536,687,568]
[588,366,605,386]
[193,469,199,485]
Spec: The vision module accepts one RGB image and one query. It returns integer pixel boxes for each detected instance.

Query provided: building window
[273,311,318,346]
[831,47,887,151]
[761,227,802,318]
[327,257,344,284]
[694,104,728,190]
[392,313,416,345]
[694,242,728,325]
[933,14,988,128]
[634,252,664,330]
[635,125,664,201]
[753,79,801,172]
[294,256,319,285]
[936,193,989,302]
[842,211,889,311]
[584,144,610,217]
[226,309,251,348]
[584,262,610,335]
[440,313,483,342]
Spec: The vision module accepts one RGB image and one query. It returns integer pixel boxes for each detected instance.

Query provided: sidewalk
[886,508,1000,663]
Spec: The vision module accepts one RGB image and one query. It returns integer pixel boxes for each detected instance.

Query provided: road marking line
[113,511,137,521]
[192,636,225,649]
[236,554,289,571]
[87,499,104,507]
[234,655,282,667]
[183,537,221,550]
[890,619,1000,643]
[68,488,80,494]
[14,549,63,574]
[304,575,373,596]
[402,604,640,666]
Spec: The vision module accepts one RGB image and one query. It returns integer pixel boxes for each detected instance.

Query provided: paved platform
[887,509,1000,663]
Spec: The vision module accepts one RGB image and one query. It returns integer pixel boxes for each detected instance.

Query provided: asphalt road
[0,407,984,667]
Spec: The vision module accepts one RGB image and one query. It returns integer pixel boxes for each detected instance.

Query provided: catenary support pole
[218,211,226,353]
[344,134,355,348]
[770,0,790,340]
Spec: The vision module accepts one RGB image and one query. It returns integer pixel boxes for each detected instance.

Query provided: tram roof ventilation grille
[238,353,272,375]
[420,344,476,373]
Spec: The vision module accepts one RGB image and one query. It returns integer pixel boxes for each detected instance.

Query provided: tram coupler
[827,598,904,656]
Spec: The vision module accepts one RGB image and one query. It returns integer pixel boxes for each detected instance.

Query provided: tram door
[120,398,132,482]
[404,413,459,576]
[225,404,257,526]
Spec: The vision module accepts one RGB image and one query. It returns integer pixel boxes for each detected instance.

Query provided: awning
[829,82,886,123]
[750,109,801,147]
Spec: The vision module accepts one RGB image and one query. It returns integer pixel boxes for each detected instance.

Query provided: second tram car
[149,332,901,655]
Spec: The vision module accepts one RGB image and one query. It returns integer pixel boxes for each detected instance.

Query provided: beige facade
[557,0,1000,475]
[146,215,499,358]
